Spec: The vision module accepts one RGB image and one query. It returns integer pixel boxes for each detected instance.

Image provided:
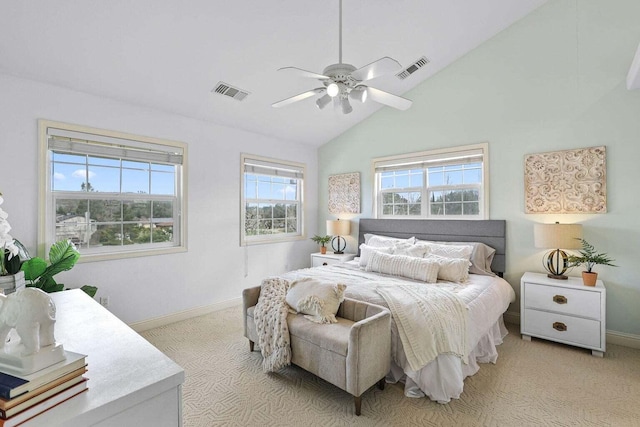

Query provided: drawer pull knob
[553,295,567,304]
[322,262,328,266]
[553,322,567,332]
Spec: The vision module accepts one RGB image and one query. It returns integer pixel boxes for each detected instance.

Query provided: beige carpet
[141,305,640,427]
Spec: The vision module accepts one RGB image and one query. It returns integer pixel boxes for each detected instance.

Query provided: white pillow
[286,278,346,324]
[364,233,416,248]
[425,254,471,282]
[392,241,429,258]
[417,240,496,275]
[366,251,438,283]
[359,244,393,267]
[419,242,473,261]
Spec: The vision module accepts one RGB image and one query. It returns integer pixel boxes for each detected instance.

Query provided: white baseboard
[502,310,640,349]
[606,330,640,350]
[129,297,242,333]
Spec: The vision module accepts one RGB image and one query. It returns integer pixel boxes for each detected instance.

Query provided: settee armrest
[344,300,391,397]
[242,286,261,338]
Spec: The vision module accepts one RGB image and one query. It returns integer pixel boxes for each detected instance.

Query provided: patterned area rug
[141,305,640,427]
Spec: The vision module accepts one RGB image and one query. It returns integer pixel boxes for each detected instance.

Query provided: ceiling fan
[272,0,412,114]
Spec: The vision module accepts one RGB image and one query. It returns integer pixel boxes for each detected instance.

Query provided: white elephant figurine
[0,288,56,356]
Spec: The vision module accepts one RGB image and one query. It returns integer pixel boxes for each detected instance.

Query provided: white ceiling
[0,0,547,146]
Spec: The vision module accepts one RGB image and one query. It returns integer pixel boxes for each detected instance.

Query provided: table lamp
[534,222,583,280]
[326,219,351,255]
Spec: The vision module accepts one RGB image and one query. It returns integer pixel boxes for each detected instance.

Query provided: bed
[278,218,515,403]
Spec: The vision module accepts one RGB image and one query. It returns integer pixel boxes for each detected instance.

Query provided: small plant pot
[320,246,327,255]
[582,271,598,286]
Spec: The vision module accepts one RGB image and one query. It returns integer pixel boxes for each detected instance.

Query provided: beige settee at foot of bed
[243,286,392,416]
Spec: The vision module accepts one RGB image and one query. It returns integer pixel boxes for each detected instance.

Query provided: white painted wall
[318,0,640,336]
[0,74,318,324]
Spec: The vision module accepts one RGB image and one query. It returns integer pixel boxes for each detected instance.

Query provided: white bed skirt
[386,315,509,403]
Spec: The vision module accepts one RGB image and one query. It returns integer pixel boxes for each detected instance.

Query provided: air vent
[396,56,430,80]
[211,81,250,101]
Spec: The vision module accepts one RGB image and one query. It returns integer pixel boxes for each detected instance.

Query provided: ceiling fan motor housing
[322,63,359,94]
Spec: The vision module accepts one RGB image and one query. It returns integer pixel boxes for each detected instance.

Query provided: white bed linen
[279,260,515,403]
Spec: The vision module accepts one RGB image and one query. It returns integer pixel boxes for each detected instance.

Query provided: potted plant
[21,239,97,297]
[311,235,332,254]
[567,238,616,286]
[0,193,24,293]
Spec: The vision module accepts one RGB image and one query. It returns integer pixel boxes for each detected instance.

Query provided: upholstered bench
[243,286,391,416]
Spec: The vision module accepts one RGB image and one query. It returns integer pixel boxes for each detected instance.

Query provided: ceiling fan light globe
[316,94,332,110]
[349,86,368,103]
[327,83,340,97]
[341,98,353,114]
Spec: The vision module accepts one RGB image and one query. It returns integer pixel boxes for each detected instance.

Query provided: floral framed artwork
[328,172,360,214]
[524,146,606,214]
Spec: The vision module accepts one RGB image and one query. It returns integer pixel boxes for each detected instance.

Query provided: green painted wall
[318,0,640,336]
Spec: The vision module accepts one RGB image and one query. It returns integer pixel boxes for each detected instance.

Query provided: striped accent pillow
[366,251,439,283]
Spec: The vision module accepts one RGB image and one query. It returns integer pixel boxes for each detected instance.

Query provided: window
[241,154,305,245]
[373,143,488,219]
[39,120,187,260]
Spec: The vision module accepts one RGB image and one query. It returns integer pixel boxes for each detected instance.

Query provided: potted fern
[567,238,616,286]
[311,235,332,254]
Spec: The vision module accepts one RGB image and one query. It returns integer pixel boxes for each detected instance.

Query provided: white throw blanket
[376,284,469,372]
[254,277,291,372]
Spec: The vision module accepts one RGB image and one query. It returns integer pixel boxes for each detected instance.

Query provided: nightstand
[311,252,356,267]
[520,272,606,357]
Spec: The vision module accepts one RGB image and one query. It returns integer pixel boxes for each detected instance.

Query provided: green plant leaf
[41,276,64,293]
[42,240,80,278]
[80,285,98,298]
[21,257,48,282]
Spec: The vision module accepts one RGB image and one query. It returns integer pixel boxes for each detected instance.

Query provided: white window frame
[38,119,188,261]
[372,143,489,219]
[240,153,305,246]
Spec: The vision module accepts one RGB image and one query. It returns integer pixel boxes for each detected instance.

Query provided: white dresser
[26,290,184,426]
[520,272,606,357]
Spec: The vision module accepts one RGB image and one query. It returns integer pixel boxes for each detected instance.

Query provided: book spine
[0,390,11,401]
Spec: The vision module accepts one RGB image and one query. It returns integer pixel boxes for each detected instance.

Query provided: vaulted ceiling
[0,0,548,146]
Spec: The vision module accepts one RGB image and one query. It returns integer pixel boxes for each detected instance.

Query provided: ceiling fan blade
[351,57,402,82]
[277,67,330,80]
[366,87,412,111]
[272,88,325,108]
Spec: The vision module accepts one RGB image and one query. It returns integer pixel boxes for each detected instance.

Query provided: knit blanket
[254,277,291,372]
[376,284,469,372]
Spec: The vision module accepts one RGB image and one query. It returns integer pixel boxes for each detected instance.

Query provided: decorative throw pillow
[419,242,473,261]
[425,254,471,282]
[286,278,346,324]
[416,240,496,275]
[366,251,438,283]
[364,233,416,248]
[358,244,393,267]
[392,241,429,258]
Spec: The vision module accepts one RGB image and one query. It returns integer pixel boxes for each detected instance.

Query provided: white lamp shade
[534,223,583,249]
[326,219,350,236]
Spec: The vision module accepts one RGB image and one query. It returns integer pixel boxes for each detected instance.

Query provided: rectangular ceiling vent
[212,81,250,101]
[396,56,430,80]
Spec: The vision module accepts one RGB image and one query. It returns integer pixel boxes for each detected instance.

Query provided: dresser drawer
[523,283,601,319]
[523,309,601,349]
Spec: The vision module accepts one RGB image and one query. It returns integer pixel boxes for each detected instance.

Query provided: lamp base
[331,236,346,255]
[547,273,568,280]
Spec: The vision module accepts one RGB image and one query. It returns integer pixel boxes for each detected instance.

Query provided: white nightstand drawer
[310,252,356,267]
[523,309,601,349]
[524,283,601,319]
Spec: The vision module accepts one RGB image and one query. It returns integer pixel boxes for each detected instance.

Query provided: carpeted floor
[141,305,640,427]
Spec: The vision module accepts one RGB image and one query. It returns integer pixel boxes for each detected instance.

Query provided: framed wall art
[524,146,606,214]
[328,172,360,214]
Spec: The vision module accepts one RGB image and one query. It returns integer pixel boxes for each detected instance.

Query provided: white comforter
[280,260,516,403]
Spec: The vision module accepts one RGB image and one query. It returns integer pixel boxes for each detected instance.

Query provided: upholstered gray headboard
[358,219,506,275]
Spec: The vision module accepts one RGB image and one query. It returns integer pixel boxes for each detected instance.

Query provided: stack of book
[0,351,87,427]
